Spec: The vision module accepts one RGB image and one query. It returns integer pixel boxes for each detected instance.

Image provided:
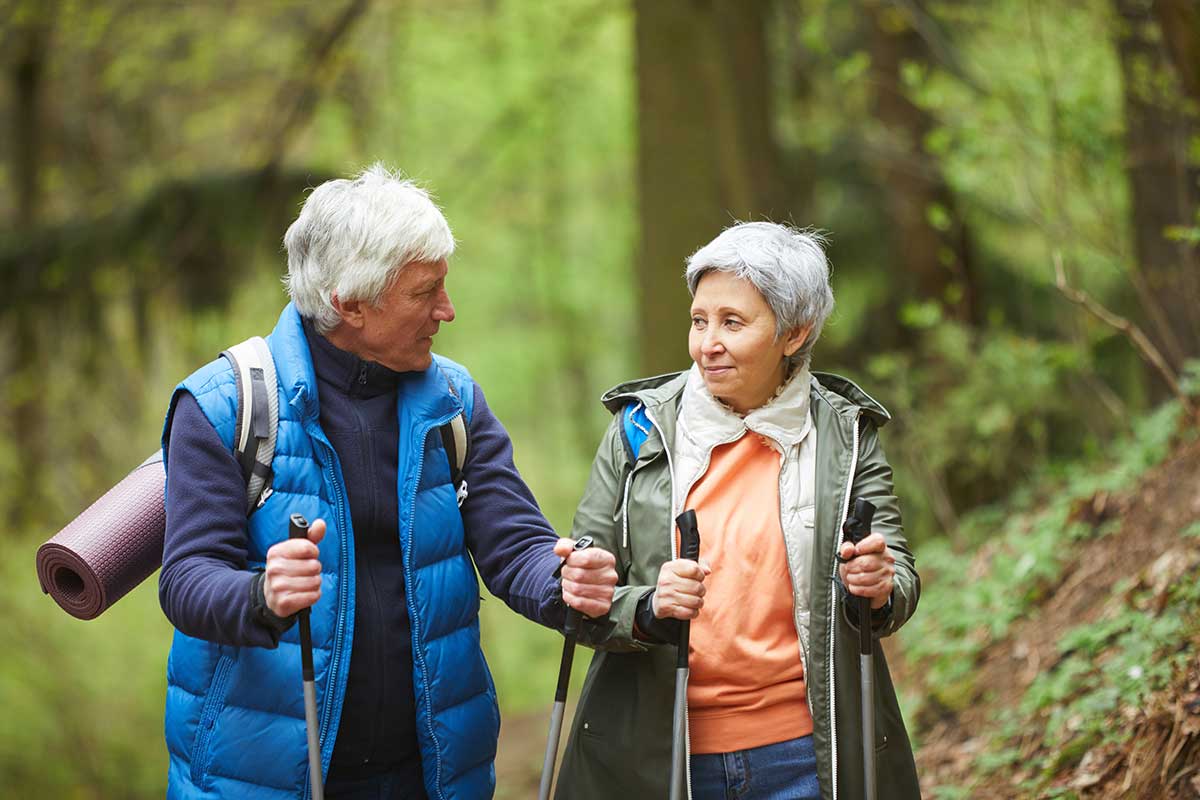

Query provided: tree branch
[1053,252,1197,418]
[255,0,370,176]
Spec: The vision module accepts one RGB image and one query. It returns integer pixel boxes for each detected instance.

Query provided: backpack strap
[220,336,279,514]
[439,377,471,508]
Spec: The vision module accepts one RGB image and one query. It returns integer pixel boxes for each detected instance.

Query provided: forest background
[2,0,1200,798]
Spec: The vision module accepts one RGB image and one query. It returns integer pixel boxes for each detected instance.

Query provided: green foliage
[863,319,1106,537]
[898,399,1182,713]
[901,397,1196,794]
[2,537,171,798]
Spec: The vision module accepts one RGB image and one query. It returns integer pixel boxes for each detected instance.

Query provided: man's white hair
[685,221,834,366]
[284,164,455,333]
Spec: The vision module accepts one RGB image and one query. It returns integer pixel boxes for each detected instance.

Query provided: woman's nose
[702,330,724,354]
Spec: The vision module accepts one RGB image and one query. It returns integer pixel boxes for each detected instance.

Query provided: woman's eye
[724,319,743,329]
[691,317,706,329]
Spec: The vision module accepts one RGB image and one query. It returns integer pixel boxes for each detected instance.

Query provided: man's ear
[330,293,366,329]
[782,324,812,358]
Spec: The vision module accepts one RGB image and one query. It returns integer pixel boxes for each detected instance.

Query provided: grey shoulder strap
[439,376,470,508]
[220,336,279,514]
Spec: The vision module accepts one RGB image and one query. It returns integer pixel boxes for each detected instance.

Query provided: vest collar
[302,317,405,399]
[267,303,461,424]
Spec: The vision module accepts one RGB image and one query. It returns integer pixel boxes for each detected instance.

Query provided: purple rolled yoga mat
[35,452,165,620]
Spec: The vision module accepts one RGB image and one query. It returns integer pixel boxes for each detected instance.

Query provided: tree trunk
[1114,0,1200,375]
[8,14,51,528]
[634,0,789,375]
[1153,0,1200,103]
[864,0,977,328]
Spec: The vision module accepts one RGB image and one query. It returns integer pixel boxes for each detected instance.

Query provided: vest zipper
[403,410,462,800]
[305,438,351,800]
[828,410,862,800]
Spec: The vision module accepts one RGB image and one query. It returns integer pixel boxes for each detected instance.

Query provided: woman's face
[688,271,808,414]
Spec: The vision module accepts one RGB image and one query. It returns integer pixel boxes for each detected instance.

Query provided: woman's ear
[331,292,366,329]
[783,324,812,358]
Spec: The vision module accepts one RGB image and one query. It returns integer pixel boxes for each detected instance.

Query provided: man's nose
[434,289,455,323]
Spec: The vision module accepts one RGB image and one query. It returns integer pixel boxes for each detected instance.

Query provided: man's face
[353,258,455,372]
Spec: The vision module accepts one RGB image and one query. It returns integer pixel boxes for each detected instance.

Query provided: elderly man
[158,165,617,800]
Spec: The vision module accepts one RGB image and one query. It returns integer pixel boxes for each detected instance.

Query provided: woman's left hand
[838,532,895,610]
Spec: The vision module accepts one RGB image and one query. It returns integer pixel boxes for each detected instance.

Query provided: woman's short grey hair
[685,221,834,365]
[284,164,456,333]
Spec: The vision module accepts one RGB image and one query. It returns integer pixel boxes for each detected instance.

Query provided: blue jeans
[691,735,821,800]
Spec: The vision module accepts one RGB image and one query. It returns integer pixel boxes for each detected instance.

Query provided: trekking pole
[537,535,594,800]
[842,498,877,800]
[669,510,700,800]
[289,514,324,800]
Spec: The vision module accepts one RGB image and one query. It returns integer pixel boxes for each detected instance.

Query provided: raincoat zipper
[641,404,694,800]
[828,410,862,800]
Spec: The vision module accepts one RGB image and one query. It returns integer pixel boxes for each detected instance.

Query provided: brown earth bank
[493,438,1200,799]
[910,436,1200,799]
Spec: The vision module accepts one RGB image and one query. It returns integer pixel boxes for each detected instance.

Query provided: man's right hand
[264,518,326,617]
[652,557,711,621]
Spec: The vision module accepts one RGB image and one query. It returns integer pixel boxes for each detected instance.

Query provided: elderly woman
[555,222,921,799]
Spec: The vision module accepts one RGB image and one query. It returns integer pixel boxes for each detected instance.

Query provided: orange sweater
[684,433,813,754]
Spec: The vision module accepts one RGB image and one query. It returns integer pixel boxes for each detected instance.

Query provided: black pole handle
[841,499,877,656]
[674,511,700,669]
[677,510,700,561]
[289,514,316,682]
[843,498,876,545]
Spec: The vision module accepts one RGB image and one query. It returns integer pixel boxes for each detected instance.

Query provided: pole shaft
[538,702,567,800]
[303,679,323,800]
[669,666,689,800]
[861,652,876,800]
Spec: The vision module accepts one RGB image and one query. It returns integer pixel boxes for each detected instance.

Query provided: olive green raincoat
[555,371,922,800]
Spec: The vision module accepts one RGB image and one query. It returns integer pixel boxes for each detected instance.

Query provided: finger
[660,586,705,609]
[568,598,613,618]
[665,559,707,582]
[268,576,323,597]
[267,539,321,562]
[560,563,618,586]
[562,580,616,602]
[698,558,712,574]
[553,538,576,559]
[267,558,322,578]
[839,541,856,560]
[565,548,617,570]
[274,590,321,617]
[308,518,327,545]
[667,600,703,620]
[847,555,891,574]
[853,533,887,555]
[661,577,706,598]
[845,565,893,585]
[845,576,893,598]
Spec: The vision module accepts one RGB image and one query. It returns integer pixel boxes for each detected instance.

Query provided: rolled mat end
[35,452,167,621]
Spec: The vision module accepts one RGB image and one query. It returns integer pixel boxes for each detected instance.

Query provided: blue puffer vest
[161,304,499,799]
